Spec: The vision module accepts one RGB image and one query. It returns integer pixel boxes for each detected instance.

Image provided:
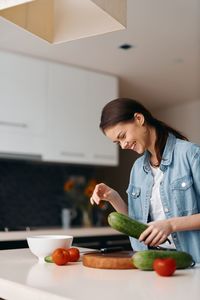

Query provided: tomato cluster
[52,247,80,266]
[153,258,176,276]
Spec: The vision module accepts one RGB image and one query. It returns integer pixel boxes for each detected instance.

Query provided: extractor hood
[0,0,127,43]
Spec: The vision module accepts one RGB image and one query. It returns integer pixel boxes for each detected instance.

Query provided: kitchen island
[0,248,199,300]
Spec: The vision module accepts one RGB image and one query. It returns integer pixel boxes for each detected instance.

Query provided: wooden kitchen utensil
[82,251,136,269]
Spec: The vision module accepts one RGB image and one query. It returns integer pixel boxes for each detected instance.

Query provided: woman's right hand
[90,183,118,206]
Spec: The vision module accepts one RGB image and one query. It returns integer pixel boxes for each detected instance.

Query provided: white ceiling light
[0,0,127,44]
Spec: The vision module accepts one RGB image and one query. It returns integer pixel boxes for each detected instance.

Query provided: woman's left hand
[138,219,173,247]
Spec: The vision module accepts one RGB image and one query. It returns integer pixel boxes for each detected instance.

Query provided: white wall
[153,99,200,144]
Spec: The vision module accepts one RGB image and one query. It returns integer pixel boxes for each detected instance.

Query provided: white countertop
[0,248,199,300]
[0,226,121,241]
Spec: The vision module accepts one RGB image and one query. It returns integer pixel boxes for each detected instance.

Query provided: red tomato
[52,248,70,266]
[153,258,176,276]
[67,247,80,262]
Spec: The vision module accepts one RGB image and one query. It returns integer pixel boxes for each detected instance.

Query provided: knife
[80,246,124,254]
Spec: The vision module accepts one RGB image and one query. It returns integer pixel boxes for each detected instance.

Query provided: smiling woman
[90,98,200,264]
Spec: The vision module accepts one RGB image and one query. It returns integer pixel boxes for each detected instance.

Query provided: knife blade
[80,246,124,254]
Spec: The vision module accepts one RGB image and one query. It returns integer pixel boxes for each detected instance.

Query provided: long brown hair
[100,98,188,162]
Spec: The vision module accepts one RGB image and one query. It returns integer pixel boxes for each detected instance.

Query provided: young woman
[90,98,200,263]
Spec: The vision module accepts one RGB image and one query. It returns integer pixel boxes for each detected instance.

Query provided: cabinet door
[0,51,47,156]
[45,63,90,163]
[44,63,118,165]
[84,70,118,165]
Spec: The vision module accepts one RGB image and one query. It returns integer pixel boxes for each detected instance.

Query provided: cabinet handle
[60,151,85,158]
[93,154,115,160]
[0,120,28,128]
[0,152,42,160]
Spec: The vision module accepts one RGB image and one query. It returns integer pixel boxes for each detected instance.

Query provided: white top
[149,166,176,249]
[0,248,199,300]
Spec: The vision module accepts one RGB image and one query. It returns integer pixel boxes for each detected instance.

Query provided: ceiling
[0,0,199,110]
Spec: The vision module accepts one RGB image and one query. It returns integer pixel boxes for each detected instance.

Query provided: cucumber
[44,255,54,263]
[108,212,148,239]
[132,250,195,270]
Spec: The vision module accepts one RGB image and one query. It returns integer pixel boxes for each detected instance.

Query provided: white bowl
[27,235,73,262]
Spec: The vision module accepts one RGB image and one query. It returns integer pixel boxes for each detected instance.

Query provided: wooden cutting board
[82,251,136,269]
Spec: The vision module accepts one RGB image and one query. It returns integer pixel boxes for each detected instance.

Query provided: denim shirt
[126,133,200,263]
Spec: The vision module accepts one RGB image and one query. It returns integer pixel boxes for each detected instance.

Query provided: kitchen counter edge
[0,226,121,241]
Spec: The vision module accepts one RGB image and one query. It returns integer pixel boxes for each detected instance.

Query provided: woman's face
[104,113,152,155]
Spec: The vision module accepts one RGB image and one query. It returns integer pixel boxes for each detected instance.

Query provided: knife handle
[100,246,124,253]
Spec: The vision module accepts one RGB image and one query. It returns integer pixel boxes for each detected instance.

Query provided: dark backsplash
[0,158,110,230]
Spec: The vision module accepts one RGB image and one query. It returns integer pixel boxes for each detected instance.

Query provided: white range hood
[0,0,126,43]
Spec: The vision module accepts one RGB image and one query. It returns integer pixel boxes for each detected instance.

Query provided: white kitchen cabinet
[0,51,47,157]
[44,63,118,165]
[0,51,118,165]
[84,70,119,165]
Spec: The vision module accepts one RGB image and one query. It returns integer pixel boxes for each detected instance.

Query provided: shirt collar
[161,133,176,165]
[143,133,176,173]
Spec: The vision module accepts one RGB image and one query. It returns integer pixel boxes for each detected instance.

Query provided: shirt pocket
[126,184,143,220]
[171,175,197,215]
